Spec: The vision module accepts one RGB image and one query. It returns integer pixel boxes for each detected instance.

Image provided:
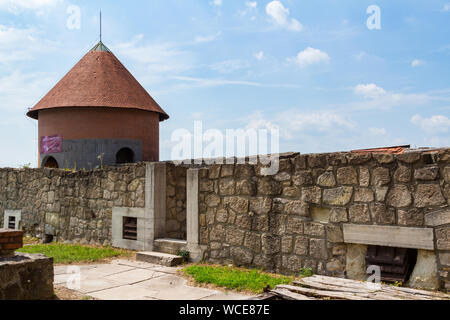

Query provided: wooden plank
[275,285,372,300]
[383,286,450,300]
[277,284,421,300]
[296,275,450,300]
[271,289,315,300]
[295,278,378,294]
[247,293,277,301]
[343,224,434,250]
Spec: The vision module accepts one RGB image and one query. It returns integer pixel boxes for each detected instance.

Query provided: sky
[0,0,449,168]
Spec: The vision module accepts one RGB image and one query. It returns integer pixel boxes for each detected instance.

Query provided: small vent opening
[422,153,436,165]
[8,216,16,229]
[123,217,138,241]
[44,234,54,244]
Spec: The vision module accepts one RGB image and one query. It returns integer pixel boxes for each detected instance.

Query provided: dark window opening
[422,153,436,165]
[123,217,138,241]
[8,216,16,229]
[366,246,418,283]
[43,156,59,169]
[44,234,54,244]
[116,148,135,165]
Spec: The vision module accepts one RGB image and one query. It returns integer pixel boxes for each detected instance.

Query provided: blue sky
[0,0,449,167]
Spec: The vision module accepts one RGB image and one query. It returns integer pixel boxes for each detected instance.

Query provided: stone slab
[425,209,450,227]
[104,269,166,285]
[88,284,159,300]
[343,224,434,250]
[153,238,188,255]
[78,277,123,294]
[136,275,216,300]
[55,259,252,300]
[110,259,160,269]
[136,251,185,267]
[80,264,135,277]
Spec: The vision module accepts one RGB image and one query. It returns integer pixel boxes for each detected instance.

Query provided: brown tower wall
[38,107,160,163]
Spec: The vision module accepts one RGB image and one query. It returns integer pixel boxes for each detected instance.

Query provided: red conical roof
[27,42,169,121]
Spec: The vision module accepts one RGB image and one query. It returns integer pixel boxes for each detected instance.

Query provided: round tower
[27,42,169,169]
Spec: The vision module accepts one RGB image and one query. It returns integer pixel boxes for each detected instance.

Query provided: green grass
[183,265,294,294]
[17,243,132,264]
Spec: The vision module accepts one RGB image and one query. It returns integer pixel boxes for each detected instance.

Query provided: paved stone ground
[54,259,252,300]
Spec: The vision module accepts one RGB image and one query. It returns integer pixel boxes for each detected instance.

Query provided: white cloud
[352,84,433,110]
[266,1,303,32]
[247,110,354,140]
[254,51,264,61]
[210,0,222,7]
[194,32,221,43]
[411,59,426,67]
[239,1,257,17]
[0,71,56,111]
[354,84,386,99]
[0,0,61,13]
[441,3,450,12]
[291,47,330,68]
[171,76,261,89]
[0,25,58,63]
[245,112,280,132]
[411,114,450,134]
[368,127,386,136]
[112,35,192,81]
[210,59,250,74]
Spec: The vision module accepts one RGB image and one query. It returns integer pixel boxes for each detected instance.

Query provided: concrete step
[153,238,187,255]
[136,251,185,267]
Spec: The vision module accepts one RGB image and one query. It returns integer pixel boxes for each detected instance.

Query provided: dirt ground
[53,286,96,300]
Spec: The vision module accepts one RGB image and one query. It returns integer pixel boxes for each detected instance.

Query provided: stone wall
[166,163,187,239]
[196,149,450,290]
[0,164,146,245]
[1,148,449,290]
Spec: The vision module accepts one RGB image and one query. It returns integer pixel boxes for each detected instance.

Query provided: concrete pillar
[186,169,204,262]
[187,169,199,245]
[144,162,166,250]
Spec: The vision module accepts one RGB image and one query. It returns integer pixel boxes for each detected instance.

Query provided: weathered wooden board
[271,288,315,300]
[342,224,434,250]
[267,275,450,301]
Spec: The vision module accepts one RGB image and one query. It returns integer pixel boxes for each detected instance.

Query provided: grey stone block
[136,251,185,267]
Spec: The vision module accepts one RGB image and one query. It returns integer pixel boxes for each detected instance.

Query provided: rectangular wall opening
[8,216,16,230]
[366,245,418,283]
[123,217,138,241]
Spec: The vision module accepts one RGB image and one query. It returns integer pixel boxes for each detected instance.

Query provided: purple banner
[40,135,62,155]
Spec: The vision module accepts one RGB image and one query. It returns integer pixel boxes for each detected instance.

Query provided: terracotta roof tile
[27,42,169,121]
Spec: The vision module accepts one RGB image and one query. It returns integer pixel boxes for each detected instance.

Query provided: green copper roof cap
[91,41,111,52]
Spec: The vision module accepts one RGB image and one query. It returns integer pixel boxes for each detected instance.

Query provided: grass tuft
[17,243,132,264]
[183,264,294,294]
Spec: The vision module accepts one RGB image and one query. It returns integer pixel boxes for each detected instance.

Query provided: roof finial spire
[100,10,102,42]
